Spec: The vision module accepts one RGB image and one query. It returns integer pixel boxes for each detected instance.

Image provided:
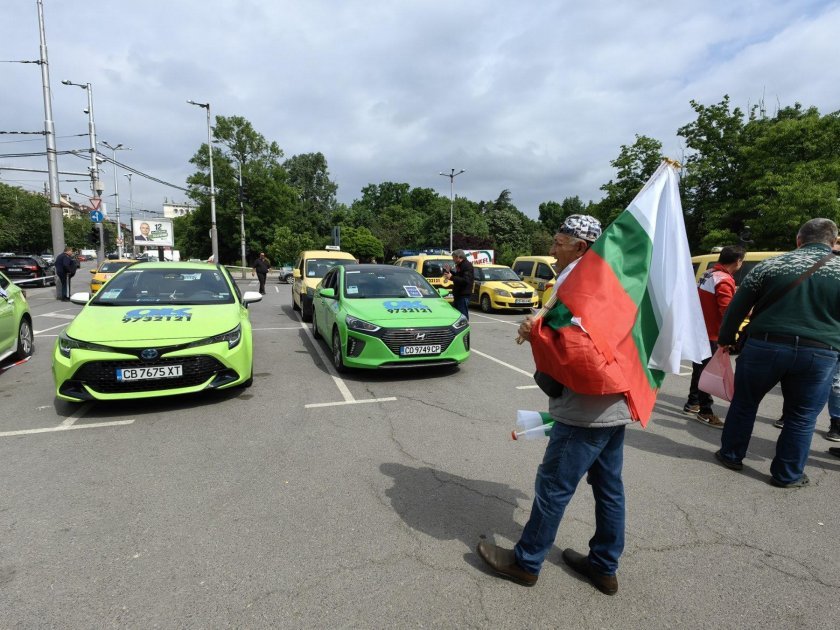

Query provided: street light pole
[439,168,465,253]
[62,78,104,263]
[125,173,134,253]
[36,0,65,273]
[100,141,131,258]
[238,160,246,279]
[187,100,218,263]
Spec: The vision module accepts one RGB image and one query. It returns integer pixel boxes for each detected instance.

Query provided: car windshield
[99,261,134,273]
[481,267,520,281]
[421,258,453,278]
[306,259,350,278]
[90,268,235,306]
[343,268,439,299]
[0,257,37,266]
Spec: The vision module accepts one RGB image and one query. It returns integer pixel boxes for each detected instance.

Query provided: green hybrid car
[311,264,470,371]
[52,263,262,402]
[0,271,34,365]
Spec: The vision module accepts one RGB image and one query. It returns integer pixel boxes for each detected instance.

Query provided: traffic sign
[90,198,101,211]
[90,210,104,223]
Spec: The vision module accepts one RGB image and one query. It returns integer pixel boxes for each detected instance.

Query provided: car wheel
[14,318,33,360]
[312,309,322,339]
[480,294,493,313]
[332,328,346,373]
[285,275,294,285]
[301,297,313,323]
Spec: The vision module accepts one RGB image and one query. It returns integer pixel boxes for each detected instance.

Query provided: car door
[0,274,15,353]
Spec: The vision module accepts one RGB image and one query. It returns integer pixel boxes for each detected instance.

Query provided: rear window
[421,258,452,278]
[0,257,37,266]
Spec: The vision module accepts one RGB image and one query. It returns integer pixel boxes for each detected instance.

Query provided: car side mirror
[319,288,335,299]
[293,270,301,279]
[242,291,263,305]
[89,269,96,274]
[437,288,450,297]
[69,292,90,305]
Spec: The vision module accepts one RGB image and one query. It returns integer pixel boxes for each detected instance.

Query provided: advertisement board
[464,249,494,265]
[132,218,174,247]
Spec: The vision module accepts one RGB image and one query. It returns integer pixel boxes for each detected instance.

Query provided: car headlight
[495,289,511,297]
[57,330,113,358]
[187,324,242,350]
[346,315,380,332]
[452,315,469,330]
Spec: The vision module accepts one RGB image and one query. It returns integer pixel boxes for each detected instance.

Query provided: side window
[323,269,338,291]
[513,261,532,278]
[536,263,555,280]
[474,269,484,282]
[297,258,304,276]
[0,275,8,290]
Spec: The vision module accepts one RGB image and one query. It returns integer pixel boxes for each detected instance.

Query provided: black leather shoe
[476,540,538,586]
[714,450,743,471]
[562,548,618,595]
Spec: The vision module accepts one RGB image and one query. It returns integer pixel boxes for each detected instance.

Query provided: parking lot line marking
[34,323,67,335]
[35,313,75,320]
[60,402,93,428]
[0,420,135,438]
[516,385,540,389]
[35,309,74,317]
[305,397,397,409]
[297,320,355,402]
[471,313,521,326]
[252,327,303,331]
[470,348,533,377]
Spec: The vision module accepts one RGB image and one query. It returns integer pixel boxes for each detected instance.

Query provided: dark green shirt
[719,243,840,349]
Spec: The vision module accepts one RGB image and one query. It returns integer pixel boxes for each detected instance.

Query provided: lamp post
[237,160,246,278]
[61,78,104,263]
[439,168,465,253]
[187,100,218,263]
[100,141,131,258]
[125,173,134,253]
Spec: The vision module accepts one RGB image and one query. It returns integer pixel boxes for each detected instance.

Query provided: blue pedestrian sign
[90,210,104,223]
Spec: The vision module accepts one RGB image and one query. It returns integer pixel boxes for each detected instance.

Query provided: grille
[511,291,533,298]
[380,327,455,355]
[72,355,225,393]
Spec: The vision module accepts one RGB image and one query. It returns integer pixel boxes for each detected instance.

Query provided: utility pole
[61,79,104,264]
[187,100,218,263]
[36,0,65,288]
[101,141,131,258]
[439,168,465,253]
[125,173,134,255]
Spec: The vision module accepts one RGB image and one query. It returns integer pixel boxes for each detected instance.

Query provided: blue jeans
[828,360,840,420]
[514,422,626,575]
[720,338,839,484]
[452,296,470,320]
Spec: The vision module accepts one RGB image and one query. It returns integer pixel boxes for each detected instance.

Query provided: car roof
[475,264,510,268]
[128,262,221,270]
[339,264,415,273]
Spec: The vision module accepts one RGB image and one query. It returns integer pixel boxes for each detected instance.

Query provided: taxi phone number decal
[123,307,193,322]
[382,300,432,314]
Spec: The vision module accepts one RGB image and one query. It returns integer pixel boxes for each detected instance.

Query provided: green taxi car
[0,271,34,365]
[311,264,470,371]
[52,262,262,402]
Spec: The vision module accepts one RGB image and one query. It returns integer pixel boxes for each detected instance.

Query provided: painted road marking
[296,318,396,409]
[470,348,533,377]
[34,323,68,335]
[471,313,520,327]
[0,401,135,438]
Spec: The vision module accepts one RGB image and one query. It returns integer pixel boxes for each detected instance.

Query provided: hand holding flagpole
[516,292,558,344]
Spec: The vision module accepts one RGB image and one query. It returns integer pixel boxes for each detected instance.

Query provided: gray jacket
[549,387,633,428]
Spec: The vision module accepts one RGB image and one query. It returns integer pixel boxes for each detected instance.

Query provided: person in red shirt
[684,245,745,427]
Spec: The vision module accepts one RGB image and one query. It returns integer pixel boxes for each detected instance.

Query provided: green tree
[0,183,51,253]
[284,152,339,235]
[340,226,384,261]
[267,226,318,266]
[595,134,664,225]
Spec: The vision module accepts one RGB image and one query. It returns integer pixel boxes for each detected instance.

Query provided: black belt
[759,333,836,351]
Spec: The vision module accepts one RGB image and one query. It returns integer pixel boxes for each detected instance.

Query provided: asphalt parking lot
[1,268,838,628]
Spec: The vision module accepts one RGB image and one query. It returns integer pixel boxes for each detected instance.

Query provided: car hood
[347,298,463,327]
[482,280,531,291]
[66,304,241,345]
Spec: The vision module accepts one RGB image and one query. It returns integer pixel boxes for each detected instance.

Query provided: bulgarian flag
[530,160,709,426]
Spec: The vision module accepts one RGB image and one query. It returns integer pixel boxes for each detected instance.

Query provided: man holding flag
[477,161,710,594]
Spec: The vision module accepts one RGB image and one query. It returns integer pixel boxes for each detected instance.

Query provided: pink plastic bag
[699,348,735,402]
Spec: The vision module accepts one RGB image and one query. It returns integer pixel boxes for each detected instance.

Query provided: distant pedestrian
[252,252,271,294]
[715,218,840,488]
[683,245,744,428]
[54,246,77,301]
[443,249,474,320]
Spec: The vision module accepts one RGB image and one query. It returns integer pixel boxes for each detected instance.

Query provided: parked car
[277,266,294,284]
[89,259,136,294]
[0,255,56,287]
[0,270,34,364]
[41,252,55,264]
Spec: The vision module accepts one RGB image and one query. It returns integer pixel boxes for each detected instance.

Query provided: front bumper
[486,294,538,310]
[52,337,253,402]
[340,324,470,369]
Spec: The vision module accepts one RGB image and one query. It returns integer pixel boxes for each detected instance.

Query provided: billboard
[132,218,174,247]
[464,249,494,265]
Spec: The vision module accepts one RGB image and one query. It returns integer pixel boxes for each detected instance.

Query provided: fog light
[463,332,470,351]
[347,336,366,357]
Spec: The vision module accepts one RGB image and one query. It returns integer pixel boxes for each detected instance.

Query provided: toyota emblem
[140,348,159,360]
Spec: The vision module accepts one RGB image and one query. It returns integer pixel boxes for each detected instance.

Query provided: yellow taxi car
[393,254,454,296]
[89,259,136,294]
[292,247,357,322]
[511,255,557,307]
[470,264,539,313]
[691,251,785,284]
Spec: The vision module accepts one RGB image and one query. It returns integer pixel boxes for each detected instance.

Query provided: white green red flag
[530,160,709,426]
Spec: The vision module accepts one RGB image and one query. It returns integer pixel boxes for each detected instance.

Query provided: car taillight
[23,265,38,271]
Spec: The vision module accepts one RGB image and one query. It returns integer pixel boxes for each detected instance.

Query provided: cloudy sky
[2,0,838,219]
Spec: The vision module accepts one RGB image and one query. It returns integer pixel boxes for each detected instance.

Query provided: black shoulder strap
[750,252,834,319]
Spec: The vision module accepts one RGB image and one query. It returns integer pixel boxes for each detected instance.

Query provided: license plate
[9,268,22,273]
[116,365,183,381]
[515,298,533,304]
[400,344,442,356]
